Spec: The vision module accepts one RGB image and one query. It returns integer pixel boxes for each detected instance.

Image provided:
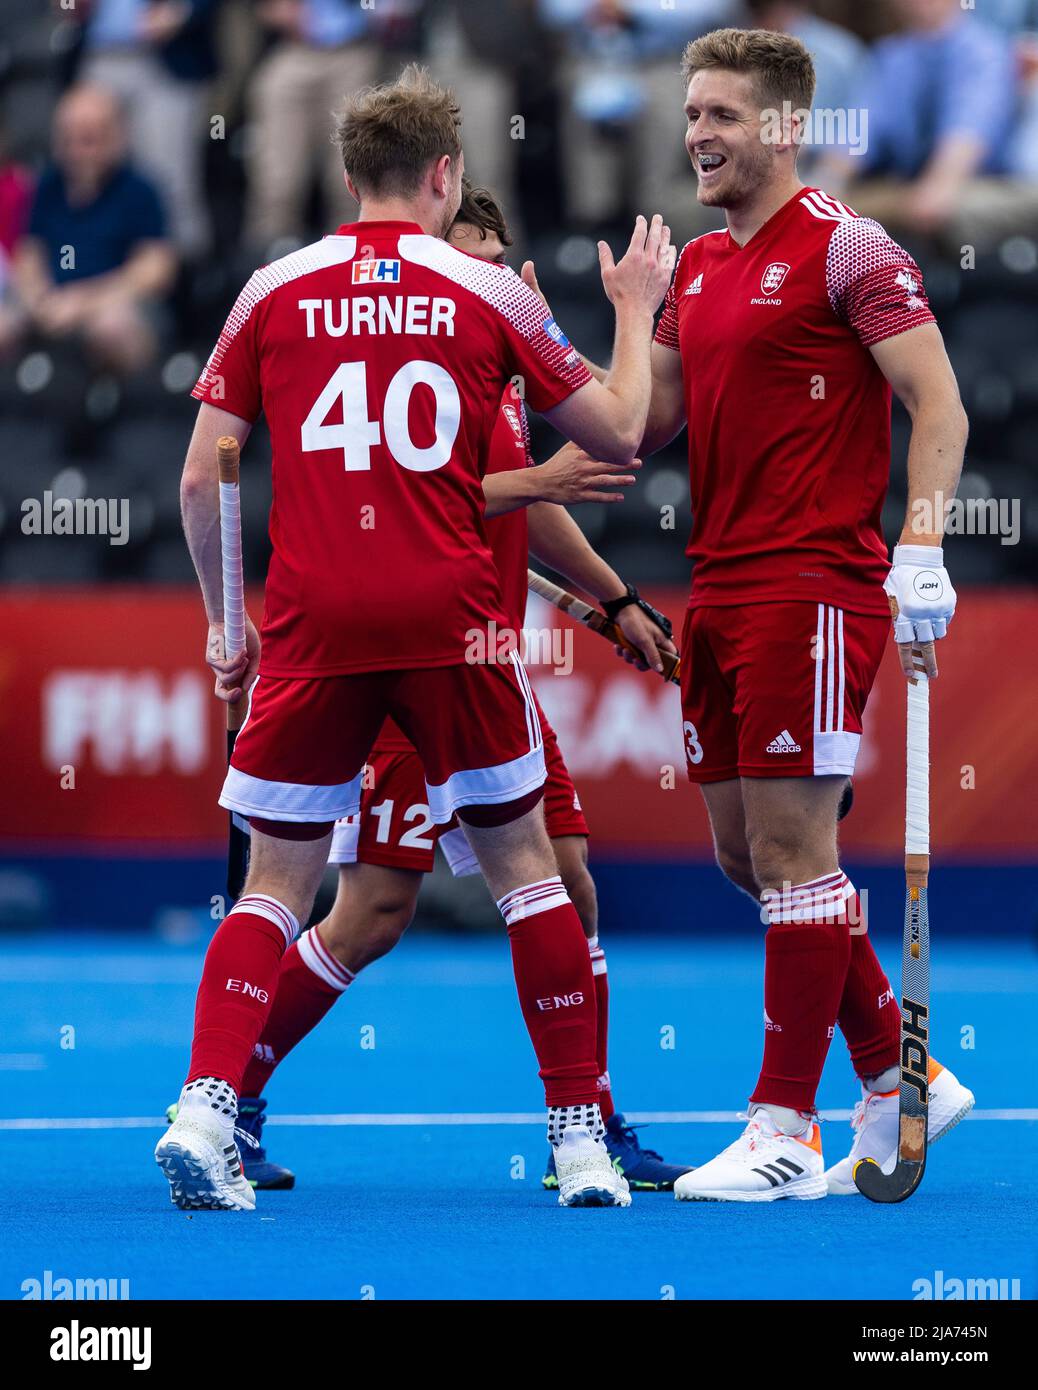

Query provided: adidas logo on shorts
[766,730,802,754]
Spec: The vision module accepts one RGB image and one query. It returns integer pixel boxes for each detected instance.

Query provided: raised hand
[598,214,677,317]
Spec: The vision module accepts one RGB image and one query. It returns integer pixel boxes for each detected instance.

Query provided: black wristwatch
[601,583,674,640]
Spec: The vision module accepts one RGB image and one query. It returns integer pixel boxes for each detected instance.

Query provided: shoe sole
[676,1175,828,1202]
[559,1184,632,1208]
[155,1138,255,1211]
[544,1176,681,1193]
[825,1088,976,1195]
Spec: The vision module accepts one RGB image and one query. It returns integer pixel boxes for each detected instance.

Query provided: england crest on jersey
[761,262,791,295]
[502,403,524,439]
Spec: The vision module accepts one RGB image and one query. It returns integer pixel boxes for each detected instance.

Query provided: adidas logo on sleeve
[766,730,802,754]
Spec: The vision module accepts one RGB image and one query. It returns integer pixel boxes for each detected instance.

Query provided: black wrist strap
[602,583,674,640]
[601,584,639,621]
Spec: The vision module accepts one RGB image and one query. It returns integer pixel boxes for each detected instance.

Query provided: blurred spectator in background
[820,0,1038,250]
[1008,11,1038,180]
[0,123,33,298]
[245,0,376,253]
[424,0,564,247]
[543,0,737,240]
[974,0,1038,34]
[0,85,176,374]
[742,1,869,171]
[64,0,219,259]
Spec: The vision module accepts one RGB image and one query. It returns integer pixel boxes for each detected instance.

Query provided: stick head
[217,436,240,484]
[853,1152,925,1203]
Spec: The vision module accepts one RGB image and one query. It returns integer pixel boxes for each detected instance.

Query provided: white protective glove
[883,544,957,678]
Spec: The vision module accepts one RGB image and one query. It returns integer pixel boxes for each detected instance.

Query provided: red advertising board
[1,586,1034,860]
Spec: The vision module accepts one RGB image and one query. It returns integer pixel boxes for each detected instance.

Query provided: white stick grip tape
[219,479,245,660]
[905,674,930,856]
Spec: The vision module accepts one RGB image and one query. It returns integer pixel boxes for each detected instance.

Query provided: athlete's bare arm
[543,343,685,459]
[541,215,676,463]
[483,443,641,518]
[563,343,685,458]
[553,340,685,459]
[527,501,677,673]
[870,323,968,547]
[181,401,260,703]
[641,341,687,455]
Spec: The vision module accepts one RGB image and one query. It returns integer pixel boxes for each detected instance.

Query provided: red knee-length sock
[239,923,355,1097]
[588,935,614,1122]
[837,897,900,1079]
[187,893,300,1095]
[497,877,599,1107]
[749,872,854,1113]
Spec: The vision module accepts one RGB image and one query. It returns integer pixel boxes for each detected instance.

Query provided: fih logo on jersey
[352,258,401,284]
[502,403,524,440]
[761,262,791,295]
[542,316,571,348]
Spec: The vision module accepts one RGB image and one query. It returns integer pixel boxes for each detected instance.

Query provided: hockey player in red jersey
[160,66,675,1211]
[626,29,974,1200]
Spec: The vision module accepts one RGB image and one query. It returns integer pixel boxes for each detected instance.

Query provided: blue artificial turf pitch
[1,929,1035,1301]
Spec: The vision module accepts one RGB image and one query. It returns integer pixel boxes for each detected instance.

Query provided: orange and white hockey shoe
[824,1059,975,1195]
[674,1108,827,1202]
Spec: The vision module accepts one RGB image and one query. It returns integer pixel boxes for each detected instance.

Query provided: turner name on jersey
[297,295,457,338]
[191,220,591,677]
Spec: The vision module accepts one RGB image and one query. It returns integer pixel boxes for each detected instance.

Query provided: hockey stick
[854,613,930,1202]
[527,569,681,684]
[218,435,251,902]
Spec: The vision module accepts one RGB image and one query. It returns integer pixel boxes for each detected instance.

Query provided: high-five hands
[599,214,677,316]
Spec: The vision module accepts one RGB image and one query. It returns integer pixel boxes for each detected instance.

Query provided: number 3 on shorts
[684,720,704,766]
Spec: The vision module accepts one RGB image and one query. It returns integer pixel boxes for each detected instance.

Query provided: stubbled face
[446,220,508,264]
[684,68,779,209]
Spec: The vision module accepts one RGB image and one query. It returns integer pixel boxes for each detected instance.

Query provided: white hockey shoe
[155,1078,256,1211]
[825,1059,975,1195]
[554,1126,632,1208]
[674,1108,827,1202]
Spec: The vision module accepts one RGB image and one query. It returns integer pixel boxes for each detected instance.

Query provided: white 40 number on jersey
[301,360,461,472]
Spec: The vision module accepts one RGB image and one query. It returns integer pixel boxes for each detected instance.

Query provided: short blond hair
[681,27,816,114]
[335,63,462,197]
